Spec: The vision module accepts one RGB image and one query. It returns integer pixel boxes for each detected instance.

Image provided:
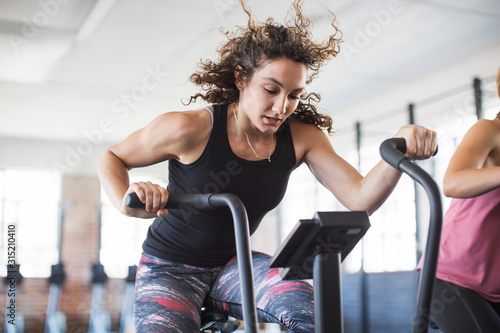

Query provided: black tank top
[142,104,296,267]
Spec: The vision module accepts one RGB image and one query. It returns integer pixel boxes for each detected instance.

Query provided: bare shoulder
[144,108,211,151]
[462,118,500,147]
[107,107,213,168]
[471,118,500,133]
[452,117,500,167]
[289,117,331,136]
[142,107,213,162]
[474,118,500,131]
[288,119,333,164]
[150,108,212,138]
[476,117,500,160]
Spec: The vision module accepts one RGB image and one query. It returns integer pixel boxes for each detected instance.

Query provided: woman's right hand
[121,181,169,218]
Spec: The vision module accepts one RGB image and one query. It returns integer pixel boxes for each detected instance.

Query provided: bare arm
[98,109,212,218]
[443,119,500,198]
[294,123,437,214]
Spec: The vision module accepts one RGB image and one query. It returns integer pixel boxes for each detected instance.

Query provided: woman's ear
[234,65,245,90]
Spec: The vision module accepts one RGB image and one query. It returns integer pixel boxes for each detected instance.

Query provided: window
[100,174,167,278]
[0,169,61,277]
[358,134,418,273]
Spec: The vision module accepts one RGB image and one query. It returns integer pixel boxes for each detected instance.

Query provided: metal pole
[356,122,369,333]
[408,103,422,263]
[473,78,482,120]
[314,251,343,333]
[276,205,283,247]
[96,204,102,264]
[126,192,258,332]
[56,203,65,264]
[380,138,443,333]
[399,161,443,333]
[209,194,258,333]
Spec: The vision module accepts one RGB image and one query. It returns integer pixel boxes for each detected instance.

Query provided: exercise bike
[88,205,111,333]
[270,138,441,333]
[45,202,68,333]
[4,264,24,333]
[119,265,136,333]
[380,137,442,333]
[127,137,442,333]
[126,193,258,333]
[45,263,66,333]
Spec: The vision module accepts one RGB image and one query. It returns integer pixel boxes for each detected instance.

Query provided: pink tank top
[435,187,500,302]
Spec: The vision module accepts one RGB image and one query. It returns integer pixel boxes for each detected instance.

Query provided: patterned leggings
[135,251,314,333]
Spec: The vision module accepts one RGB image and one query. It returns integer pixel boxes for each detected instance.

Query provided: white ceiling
[1,0,499,144]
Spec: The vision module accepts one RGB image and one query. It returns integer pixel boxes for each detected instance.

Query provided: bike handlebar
[379,137,409,170]
[125,192,259,333]
[126,192,214,210]
[380,138,443,333]
[380,137,438,171]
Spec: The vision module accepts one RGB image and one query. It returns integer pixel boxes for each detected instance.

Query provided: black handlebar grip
[125,192,213,210]
[380,138,408,171]
[125,192,145,209]
[380,138,438,171]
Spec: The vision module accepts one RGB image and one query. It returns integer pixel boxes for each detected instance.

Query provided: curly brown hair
[187,0,342,134]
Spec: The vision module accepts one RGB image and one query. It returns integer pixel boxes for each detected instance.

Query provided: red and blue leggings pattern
[135,251,314,333]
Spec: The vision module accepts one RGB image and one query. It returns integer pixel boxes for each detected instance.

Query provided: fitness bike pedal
[200,308,240,333]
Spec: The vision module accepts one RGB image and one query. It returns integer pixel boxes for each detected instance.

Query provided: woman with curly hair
[99,1,437,332]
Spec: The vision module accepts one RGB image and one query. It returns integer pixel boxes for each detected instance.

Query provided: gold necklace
[233,105,273,163]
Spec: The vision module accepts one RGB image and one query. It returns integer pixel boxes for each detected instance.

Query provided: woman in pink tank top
[429,67,500,333]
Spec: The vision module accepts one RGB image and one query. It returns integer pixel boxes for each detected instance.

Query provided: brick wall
[1,175,129,332]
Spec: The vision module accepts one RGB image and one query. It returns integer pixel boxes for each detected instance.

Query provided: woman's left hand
[394,125,438,160]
